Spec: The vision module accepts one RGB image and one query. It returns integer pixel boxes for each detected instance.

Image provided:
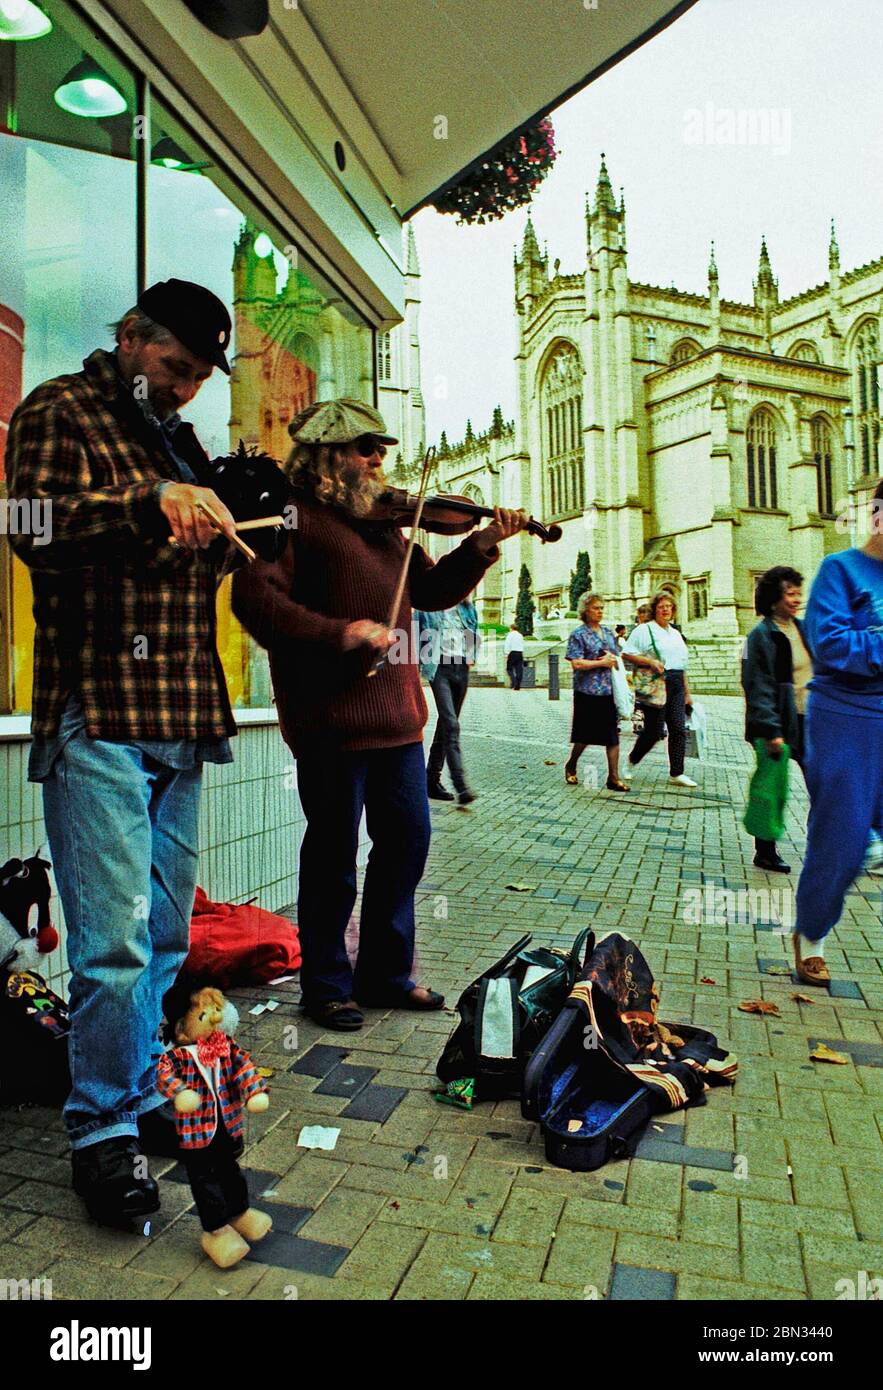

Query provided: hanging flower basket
[431,118,557,225]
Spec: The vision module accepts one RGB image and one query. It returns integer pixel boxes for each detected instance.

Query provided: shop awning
[299,0,699,214]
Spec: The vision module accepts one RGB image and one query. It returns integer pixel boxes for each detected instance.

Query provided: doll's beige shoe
[201,1225,250,1268]
[231,1207,272,1242]
[792,933,831,987]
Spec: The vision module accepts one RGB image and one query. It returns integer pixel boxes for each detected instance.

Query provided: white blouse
[623,620,689,672]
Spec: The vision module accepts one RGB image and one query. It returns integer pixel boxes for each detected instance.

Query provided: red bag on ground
[184,887,301,988]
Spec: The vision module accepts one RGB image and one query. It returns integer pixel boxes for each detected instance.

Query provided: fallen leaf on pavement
[738,999,781,1016]
[791,993,815,1004]
[256,1066,275,1078]
[764,965,793,976]
[505,882,534,892]
[700,977,717,985]
[809,1043,849,1065]
[544,760,557,765]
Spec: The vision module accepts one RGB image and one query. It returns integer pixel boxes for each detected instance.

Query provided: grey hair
[577,591,604,623]
[109,308,175,346]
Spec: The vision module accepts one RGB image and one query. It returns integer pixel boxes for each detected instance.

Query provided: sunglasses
[352,435,387,460]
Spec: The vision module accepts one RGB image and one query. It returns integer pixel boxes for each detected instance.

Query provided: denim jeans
[427,662,470,792]
[41,729,201,1149]
[295,741,431,1006]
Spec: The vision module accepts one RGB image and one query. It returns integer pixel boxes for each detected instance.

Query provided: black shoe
[304,998,365,1031]
[137,1104,181,1158]
[753,852,791,874]
[457,788,478,806]
[427,782,455,801]
[71,1137,160,1228]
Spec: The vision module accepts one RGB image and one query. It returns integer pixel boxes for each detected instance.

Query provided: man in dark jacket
[741,565,812,872]
[6,280,240,1226]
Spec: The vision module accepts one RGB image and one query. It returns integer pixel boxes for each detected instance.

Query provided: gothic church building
[416,158,881,690]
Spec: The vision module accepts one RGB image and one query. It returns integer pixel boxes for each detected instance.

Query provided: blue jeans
[795,700,883,943]
[295,742,431,1006]
[42,731,201,1149]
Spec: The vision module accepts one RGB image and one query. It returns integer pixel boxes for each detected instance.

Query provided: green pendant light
[0,0,52,41]
[54,57,127,118]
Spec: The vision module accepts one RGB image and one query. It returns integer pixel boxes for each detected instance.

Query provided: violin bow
[367,444,437,679]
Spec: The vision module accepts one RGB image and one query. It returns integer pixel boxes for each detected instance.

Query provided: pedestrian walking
[416,599,480,805]
[792,479,883,986]
[563,593,629,792]
[504,622,525,689]
[615,624,627,651]
[623,591,697,787]
[742,566,812,873]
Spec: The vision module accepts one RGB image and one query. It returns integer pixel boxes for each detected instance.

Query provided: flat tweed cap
[288,397,398,446]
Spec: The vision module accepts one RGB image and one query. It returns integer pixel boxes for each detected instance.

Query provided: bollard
[548,653,560,701]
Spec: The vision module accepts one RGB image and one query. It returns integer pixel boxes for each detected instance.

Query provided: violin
[369,486,562,544]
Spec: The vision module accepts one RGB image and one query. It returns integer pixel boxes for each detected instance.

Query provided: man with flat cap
[6,278,242,1226]
[232,399,527,1031]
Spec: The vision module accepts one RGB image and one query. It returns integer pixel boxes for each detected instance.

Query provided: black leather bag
[435,928,594,1102]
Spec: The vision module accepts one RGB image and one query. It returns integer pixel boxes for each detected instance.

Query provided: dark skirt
[571,692,619,747]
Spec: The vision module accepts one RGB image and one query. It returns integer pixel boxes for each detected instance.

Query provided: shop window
[0,3,374,716]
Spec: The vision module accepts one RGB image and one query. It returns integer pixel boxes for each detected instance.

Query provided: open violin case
[522,933,738,1172]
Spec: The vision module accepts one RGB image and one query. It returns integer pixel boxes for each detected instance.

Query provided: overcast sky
[411,0,883,446]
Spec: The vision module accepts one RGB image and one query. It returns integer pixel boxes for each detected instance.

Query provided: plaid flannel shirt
[156,1040,268,1150]
[5,349,238,741]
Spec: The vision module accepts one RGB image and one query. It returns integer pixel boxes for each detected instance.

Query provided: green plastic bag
[743,739,790,841]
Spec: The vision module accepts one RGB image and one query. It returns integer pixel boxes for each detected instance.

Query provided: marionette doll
[158,979,272,1268]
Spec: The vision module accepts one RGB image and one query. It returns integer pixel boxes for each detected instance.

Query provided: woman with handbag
[563,592,630,792]
[623,591,697,787]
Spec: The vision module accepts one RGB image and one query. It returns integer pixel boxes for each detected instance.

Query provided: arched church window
[746,408,778,509]
[377,331,393,382]
[853,319,880,476]
[670,338,701,365]
[811,416,834,516]
[789,340,820,362]
[540,341,585,520]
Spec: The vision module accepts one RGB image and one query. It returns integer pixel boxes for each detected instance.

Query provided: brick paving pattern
[1,691,881,1300]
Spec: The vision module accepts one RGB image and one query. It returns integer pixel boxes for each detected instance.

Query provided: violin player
[232,398,528,1032]
[6,280,245,1228]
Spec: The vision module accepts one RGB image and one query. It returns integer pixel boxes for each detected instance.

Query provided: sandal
[791,934,831,988]
[605,777,630,792]
[564,767,579,785]
[305,999,365,1030]
[358,986,445,1011]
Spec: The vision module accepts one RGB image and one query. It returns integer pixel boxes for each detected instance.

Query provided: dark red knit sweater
[231,492,498,755]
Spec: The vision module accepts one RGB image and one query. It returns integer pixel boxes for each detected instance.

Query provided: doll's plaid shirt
[156,1041,268,1149]
[5,349,238,741]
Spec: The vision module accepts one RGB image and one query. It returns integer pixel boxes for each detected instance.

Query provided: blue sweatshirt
[804,548,883,717]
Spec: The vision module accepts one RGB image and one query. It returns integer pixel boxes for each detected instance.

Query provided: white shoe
[864,839,883,874]
[669,774,697,787]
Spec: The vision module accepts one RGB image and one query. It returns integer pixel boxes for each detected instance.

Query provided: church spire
[594,153,617,216]
[406,222,420,276]
[521,213,541,261]
[753,235,778,309]
[708,239,718,285]
[828,218,840,272]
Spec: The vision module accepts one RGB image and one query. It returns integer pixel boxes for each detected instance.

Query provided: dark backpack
[436,928,594,1103]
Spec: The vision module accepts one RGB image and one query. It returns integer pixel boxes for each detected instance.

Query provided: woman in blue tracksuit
[793,479,883,986]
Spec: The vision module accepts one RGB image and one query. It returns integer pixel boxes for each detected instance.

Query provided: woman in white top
[623,592,697,787]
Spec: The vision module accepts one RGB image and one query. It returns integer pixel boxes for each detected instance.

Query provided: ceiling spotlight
[54,57,127,118]
[151,136,208,172]
[0,0,52,41]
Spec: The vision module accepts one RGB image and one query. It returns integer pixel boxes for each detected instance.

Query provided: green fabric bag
[743,739,790,841]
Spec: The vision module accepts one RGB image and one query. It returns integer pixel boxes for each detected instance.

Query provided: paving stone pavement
[1,691,881,1302]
